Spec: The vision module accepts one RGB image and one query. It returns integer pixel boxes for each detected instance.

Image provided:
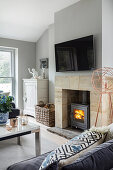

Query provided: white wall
[36,30,49,79]
[0,38,36,110]
[102,0,113,67]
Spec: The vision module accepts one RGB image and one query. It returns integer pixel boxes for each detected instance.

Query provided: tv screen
[55,35,95,72]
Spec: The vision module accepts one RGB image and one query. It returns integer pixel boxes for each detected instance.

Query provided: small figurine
[28,68,39,79]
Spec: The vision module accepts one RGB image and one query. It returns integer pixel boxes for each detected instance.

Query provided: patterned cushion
[62,139,113,170]
[39,131,106,170]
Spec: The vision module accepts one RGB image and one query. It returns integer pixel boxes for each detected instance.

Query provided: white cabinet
[23,79,49,117]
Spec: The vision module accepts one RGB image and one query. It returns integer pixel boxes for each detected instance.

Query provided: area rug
[47,127,82,139]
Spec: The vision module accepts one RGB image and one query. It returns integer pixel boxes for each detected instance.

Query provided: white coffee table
[0,119,41,156]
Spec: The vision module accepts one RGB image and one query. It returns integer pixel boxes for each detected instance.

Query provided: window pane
[0,51,11,77]
[0,78,12,95]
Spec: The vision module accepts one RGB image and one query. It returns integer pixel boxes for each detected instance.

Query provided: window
[0,47,15,97]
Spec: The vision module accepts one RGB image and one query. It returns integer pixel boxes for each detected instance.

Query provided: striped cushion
[39,131,106,170]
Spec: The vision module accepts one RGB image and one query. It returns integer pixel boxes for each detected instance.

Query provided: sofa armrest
[7,152,51,170]
[11,102,16,108]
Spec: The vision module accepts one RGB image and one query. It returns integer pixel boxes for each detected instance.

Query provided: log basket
[35,104,55,127]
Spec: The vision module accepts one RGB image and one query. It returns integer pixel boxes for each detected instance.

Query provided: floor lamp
[92,67,113,126]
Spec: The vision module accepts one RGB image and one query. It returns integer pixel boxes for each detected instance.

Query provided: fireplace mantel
[55,75,112,128]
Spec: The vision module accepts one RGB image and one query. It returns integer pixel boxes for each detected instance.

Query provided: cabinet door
[23,81,37,117]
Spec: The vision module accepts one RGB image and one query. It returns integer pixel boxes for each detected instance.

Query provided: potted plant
[0,95,14,125]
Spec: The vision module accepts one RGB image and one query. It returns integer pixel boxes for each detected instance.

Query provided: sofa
[9,103,20,119]
[7,137,113,170]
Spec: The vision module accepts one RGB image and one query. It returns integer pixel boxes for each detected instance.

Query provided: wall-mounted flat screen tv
[55,35,95,72]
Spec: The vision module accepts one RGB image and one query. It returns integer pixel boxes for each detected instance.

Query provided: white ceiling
[0,0,79,42]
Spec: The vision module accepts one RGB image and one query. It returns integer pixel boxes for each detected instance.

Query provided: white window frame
[0,47,15,97]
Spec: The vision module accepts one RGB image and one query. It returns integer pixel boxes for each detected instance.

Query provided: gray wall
[49,25,55,103]
[55,0,102,69]
[36,27,55,102]
[36,30,49,78]
[0,38,36,110]
[36,0,102,103]
[102,0,113,67]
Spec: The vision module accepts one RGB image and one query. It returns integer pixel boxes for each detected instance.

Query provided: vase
[0,112,9,125]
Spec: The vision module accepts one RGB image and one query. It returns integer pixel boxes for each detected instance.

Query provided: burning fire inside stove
[74,109,84,122]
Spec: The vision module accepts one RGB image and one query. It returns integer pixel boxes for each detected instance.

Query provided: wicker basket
[35,104,55,127]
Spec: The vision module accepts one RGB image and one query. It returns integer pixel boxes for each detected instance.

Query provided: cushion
[62,139,113,170]
[39,131,106,170]
[105,123,113,141]
[7,152,51,170]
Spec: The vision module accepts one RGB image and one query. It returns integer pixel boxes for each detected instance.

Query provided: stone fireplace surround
[55,75,112,129]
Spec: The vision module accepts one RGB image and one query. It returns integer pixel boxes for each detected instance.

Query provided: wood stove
[71,103,90,130]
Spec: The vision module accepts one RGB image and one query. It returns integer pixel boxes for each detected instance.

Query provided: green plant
[0,95,14,113]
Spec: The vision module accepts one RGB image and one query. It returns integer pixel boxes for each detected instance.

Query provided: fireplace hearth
[71,103,90,130]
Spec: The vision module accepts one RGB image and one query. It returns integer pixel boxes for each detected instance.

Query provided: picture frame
[40,58,48,68]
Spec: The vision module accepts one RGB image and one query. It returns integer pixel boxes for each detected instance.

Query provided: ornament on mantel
[28,68,39,79]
